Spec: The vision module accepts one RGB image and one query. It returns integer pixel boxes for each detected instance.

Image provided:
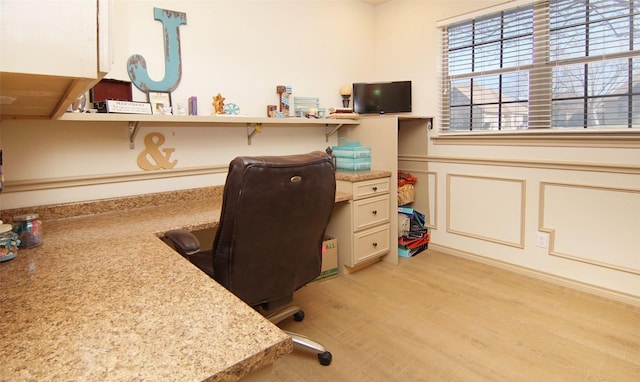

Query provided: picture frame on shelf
[147,91,172,115]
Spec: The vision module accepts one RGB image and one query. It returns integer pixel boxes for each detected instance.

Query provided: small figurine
[212,93,225,114]
[276,85,292,117]
[188,96,198,116]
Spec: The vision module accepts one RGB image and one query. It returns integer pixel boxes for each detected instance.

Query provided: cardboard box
[312,236,338,283]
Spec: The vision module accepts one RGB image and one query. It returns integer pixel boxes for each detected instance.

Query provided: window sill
[431,129,640,148]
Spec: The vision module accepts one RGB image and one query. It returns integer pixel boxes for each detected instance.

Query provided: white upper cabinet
[0,0,110,119]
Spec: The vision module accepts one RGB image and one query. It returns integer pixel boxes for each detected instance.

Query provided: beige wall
[373,0,507,118]
[1,0,638,302]
[377,0,640,302]
[1,0,376,207]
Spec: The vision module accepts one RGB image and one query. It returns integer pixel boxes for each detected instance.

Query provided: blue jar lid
[13,213,39,222]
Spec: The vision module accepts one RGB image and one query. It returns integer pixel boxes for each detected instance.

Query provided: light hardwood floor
[252,249,640,381]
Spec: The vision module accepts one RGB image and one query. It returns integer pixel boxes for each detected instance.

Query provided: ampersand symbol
[137,132,178,170]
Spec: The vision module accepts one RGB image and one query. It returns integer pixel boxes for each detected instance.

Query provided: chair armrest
[164,229,201,256]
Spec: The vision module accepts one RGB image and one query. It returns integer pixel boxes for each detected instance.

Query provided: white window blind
[440,0,640,131]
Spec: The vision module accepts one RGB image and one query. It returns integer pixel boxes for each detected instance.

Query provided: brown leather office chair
[165,151,335,365]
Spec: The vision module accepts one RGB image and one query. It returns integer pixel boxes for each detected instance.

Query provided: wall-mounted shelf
[58,113,360,148]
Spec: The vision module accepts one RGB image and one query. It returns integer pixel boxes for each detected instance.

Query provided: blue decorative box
[332,138,371,170]
[335,158,371,171]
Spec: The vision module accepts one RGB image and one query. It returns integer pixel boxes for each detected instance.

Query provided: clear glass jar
[13,213,42,248]
[0,223,19,261]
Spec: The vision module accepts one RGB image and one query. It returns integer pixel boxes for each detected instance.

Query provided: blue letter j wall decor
[127,8,187,93]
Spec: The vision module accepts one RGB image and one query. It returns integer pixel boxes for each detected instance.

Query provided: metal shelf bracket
[247,123,262,145]
[128,121,141,149]
[325,123,344,142]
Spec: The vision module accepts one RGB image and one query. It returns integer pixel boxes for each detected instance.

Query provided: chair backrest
[212,151,336,310]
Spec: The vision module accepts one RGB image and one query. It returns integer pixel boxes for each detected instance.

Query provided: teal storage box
[332,138,371,170]
[333,149,371,159]
[332,138,371,154]
[335,157,371,171]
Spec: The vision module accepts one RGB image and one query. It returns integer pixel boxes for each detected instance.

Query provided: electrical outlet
[536,232,549,249]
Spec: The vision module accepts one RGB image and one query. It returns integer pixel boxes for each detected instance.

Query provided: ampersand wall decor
[137,132,178,171]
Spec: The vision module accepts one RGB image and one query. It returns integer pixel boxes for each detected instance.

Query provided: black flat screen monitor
[353,81,412,114]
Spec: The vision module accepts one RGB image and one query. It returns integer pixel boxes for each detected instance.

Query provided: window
[440,0,640,131]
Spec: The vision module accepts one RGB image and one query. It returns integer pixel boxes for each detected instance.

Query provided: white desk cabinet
[328,173,392,272]
[335,115,434,268]
[0,0,110,119]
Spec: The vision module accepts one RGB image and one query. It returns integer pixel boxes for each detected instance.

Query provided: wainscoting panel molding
[425,155,640,175]
[447,174,526,248]
[2,164,230,193]
[540,182,640,275]
[431,130,640,149]
[399,158,438,230]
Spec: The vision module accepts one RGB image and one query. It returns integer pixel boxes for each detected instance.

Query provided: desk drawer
[353,194,390,231]
[353,178,389,200]
[338,178,389,200]
[353,224,390,265]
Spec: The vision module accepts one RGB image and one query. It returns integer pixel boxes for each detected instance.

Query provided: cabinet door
[0,0,98,78]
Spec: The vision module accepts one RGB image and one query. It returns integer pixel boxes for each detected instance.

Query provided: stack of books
[327,108,359,119]
[398,206,429,257]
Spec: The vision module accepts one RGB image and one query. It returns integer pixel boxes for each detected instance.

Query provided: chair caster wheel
[318,351,332,366]
[293,311,305,321]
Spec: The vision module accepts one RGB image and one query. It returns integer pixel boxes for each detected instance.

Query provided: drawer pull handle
[372,186,378,191]
[372,242,378,247]
[371,210,378,215]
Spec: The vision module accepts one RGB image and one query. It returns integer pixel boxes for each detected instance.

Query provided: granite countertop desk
[0,170,388,381]
[0,187,290,382]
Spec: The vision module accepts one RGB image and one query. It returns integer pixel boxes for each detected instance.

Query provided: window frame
[438,0,640,139]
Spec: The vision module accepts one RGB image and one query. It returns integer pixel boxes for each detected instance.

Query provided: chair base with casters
[264,305,332,366]
[164,151,337,367]
[166,228,333,366]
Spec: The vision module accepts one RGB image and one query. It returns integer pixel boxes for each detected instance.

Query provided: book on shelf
[398,206,429,257]
[398,206,426,227]
[398,241,429,258]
